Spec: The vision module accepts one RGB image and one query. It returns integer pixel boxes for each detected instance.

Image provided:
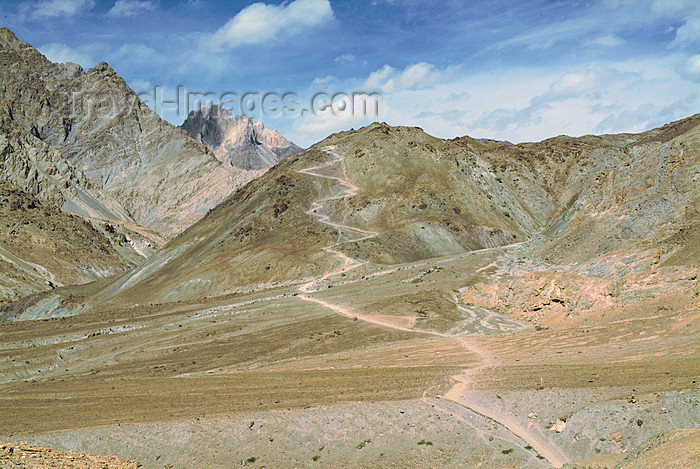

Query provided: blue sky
[1,0,699,147]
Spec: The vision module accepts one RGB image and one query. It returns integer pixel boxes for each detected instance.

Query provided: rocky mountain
[0,28,268,302]
[80,124,533,305]
[180,105,303,170]
[0,28,257,238]
[460,115,700,329]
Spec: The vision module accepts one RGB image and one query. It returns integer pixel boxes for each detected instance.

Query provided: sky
[1,0,699,147]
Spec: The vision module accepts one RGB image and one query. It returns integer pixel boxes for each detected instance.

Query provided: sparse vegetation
[355,439,372,449]
[501,448,514,454]
[417,439,433,446]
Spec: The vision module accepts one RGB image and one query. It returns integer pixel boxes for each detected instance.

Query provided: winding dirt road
[297,146,379,296]
[296,146,569,468]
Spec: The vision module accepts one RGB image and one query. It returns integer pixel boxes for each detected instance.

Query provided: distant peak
[179,104,302,170]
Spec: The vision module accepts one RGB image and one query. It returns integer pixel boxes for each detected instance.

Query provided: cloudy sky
[1,0,699,147]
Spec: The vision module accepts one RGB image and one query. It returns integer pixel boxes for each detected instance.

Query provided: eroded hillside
[0,181,143,303]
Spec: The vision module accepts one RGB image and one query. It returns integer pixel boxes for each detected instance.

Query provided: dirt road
[296,147,570,468]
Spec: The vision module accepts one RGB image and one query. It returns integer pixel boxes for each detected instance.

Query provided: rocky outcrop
[461,261,698,328]
[180,105,303,170]
[0,442,141,468]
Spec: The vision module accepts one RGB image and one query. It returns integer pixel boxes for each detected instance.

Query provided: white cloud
[466,65,690,140]
[288,88,385,146]
[651,0,697,16]
[547,71,598,98]
[335,54,355,63]
[584,33,625,47]
[363,62,455,93]
[21,0,94,19]
[38,42,95,67]
[107,0,155,18]
[311,75,336,86]
[128,78,153,92]
[290,104,377,146]
[671,15,700,47]
[677,54,700,82]
[207,0,333,50]
[288,54,699,147]
[593,98,691,133]
[652,0,700,47]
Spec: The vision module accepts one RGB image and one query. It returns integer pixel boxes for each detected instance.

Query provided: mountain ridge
[7,113,695,314]
[0,27,268,301]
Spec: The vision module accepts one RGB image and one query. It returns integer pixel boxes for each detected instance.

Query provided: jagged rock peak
[56,62,84,78]
[180,105,303,170]
[90,62,119,77]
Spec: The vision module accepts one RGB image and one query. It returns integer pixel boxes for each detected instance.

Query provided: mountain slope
[0,181,142,302]
[0,28,256,237]
[50,123,586,305]
[461,114,700,329]
[180,105,303,170]
[100,126,532,304]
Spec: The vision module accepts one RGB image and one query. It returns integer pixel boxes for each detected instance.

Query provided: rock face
[0,28,256,238]
[180,105,303,170]
[0,27,263,301]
